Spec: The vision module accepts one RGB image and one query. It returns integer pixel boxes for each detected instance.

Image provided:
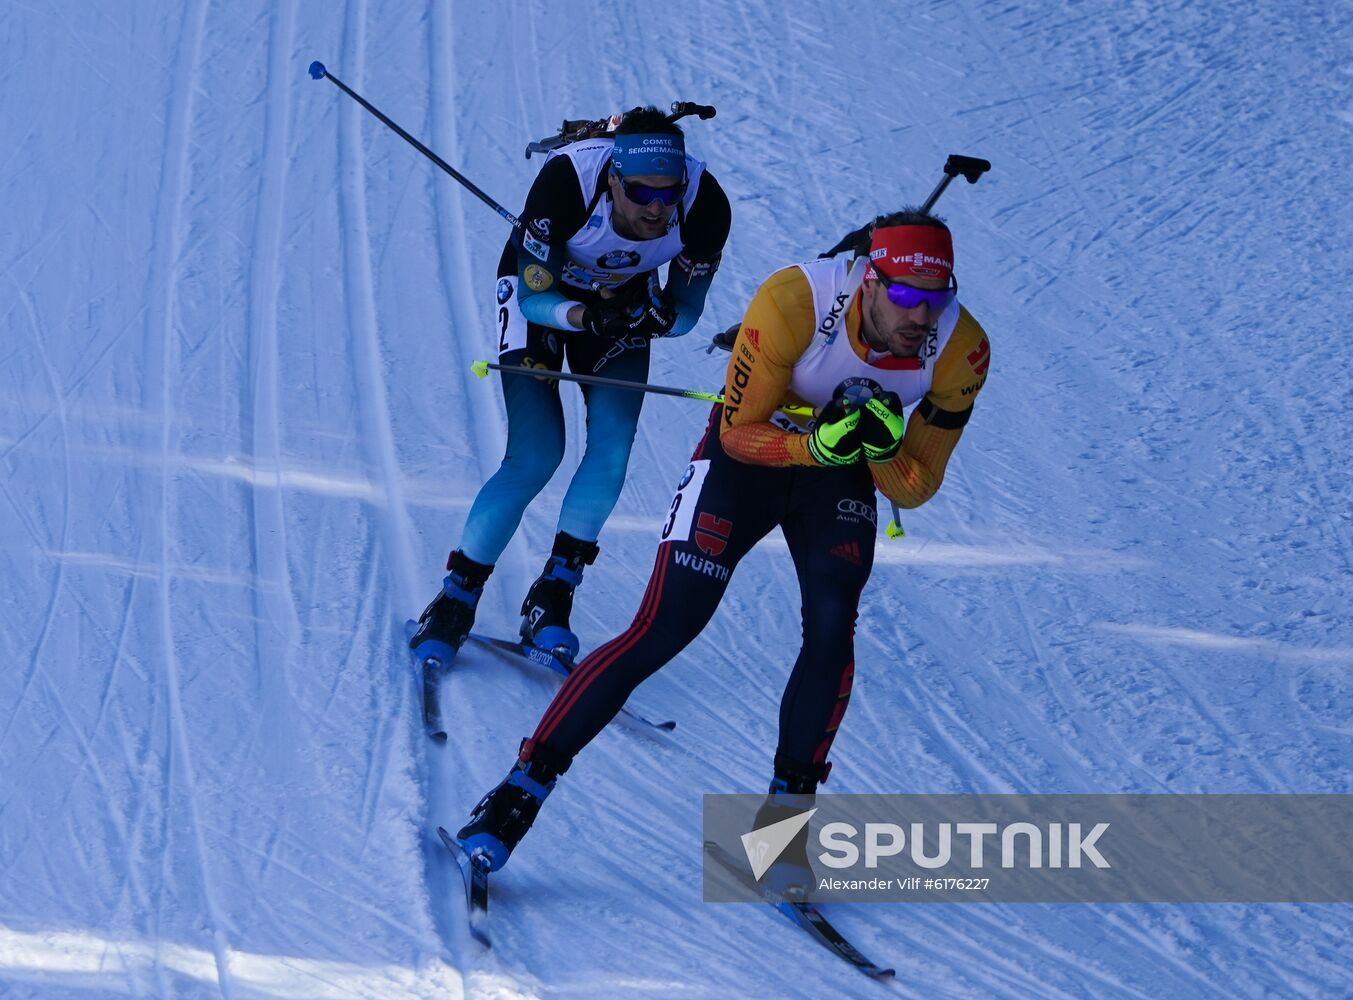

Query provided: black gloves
[581,277,677,339]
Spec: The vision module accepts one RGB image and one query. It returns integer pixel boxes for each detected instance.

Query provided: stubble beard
[865,296,929,358]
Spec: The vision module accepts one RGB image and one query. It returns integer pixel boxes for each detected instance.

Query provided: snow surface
[3,1,1352,997]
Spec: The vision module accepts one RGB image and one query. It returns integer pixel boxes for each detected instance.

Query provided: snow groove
[140,1,236,996]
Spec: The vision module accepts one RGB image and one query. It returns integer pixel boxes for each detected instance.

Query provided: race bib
[492,275,530,356]
[659,460,710,543]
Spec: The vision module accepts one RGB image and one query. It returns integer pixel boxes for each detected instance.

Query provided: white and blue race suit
[457,136,731,566]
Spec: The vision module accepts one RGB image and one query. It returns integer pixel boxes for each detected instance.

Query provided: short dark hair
[849,208,947,256]
[615,106,683,137]
[873,208,947,231]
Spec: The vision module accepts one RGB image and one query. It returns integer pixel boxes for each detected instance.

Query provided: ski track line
[41,634,158,998]
[0,306,147,466]
[0,479,50,559]
[139,1,236,996]
[1001,578,1113,783]
[899,653,1024,793]
[0,115,38,182]
[0,195,84,293]
[421,3,485,974]
[946,0,1304,788]
[420,10,593,978]
[336,3,421,637]
[869,899,1084,999]
[244,0,305,828]
[954,909,1154,999]
[952,0,1139,340]
[337,0,448,981]
[728,4,782,131]
[109,631,160,955]
[429,8,507,502]
[1161,653,1288,793]
[418,4,551,655]
[782,14,838,224]
[507,3,543,147]
[1094,909,1234,997]
[1278,393,1353,597]
[356,552,400,842]
[1035,644,1177,796]
[199,817,426,946]
[0,283,70,749]
[4,167,150,990]
[39,664,128,844]
[90,601,152,925]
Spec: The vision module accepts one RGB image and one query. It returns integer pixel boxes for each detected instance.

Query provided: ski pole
[814,158,988,262]
[471,360,815,417]
[308,61,522,229]
[310,60,632,301]
[919,153,991,214]
[879,152,992,540]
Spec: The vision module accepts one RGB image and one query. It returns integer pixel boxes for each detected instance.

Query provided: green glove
[807,393,861,466]
[859,390,905,462]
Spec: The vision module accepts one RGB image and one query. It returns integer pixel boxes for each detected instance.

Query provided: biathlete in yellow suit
[453,210,993,877]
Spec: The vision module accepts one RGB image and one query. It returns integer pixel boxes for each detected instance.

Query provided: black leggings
[529,407,878,774]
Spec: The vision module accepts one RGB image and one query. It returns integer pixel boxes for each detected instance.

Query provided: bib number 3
[660,460,711,543]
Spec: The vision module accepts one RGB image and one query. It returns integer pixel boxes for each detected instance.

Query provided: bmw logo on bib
[496,278,514,304]
[597,249,642,270]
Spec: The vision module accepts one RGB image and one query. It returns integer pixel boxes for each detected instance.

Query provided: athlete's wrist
[560,302,585,330]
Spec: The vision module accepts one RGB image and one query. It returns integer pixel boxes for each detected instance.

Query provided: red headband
[867,225,954,283]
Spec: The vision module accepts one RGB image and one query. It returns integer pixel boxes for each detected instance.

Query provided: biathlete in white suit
[410,107,731,665]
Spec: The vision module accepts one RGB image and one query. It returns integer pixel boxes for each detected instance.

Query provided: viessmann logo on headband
[869,247,953,271]
[869,224,955,280]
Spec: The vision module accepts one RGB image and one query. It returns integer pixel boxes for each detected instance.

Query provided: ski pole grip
[707,324,739,353]
[670,101,717,120]
[944,154,992,183]
[308,60,327,80]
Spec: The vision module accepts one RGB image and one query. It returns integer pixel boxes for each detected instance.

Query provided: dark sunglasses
[870,262,958,311]
[613,170,686,208]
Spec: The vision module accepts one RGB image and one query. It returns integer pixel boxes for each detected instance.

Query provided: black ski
[421,658,447,741]
[704,841,895,981]
[438,826,491,948]
[467,633,676,732]
[405,620,449,742]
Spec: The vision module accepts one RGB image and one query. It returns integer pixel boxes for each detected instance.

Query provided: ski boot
[753,755,828,898]
[455,739,571,872]
[410,550,494,664]
[519,531,600,662]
